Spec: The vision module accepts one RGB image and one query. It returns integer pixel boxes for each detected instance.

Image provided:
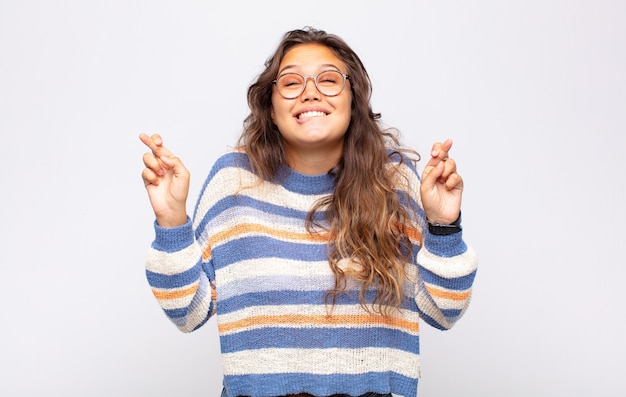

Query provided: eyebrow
[277,63,343,75]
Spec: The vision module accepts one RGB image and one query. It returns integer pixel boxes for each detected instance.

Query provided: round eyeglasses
[273,70,349,99]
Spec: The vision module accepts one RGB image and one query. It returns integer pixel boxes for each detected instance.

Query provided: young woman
[139,27,477,397]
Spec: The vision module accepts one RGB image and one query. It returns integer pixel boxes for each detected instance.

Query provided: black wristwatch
[427,212,462,235]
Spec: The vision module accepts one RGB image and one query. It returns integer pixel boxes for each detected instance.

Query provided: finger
[421,160,445,190]
[160,154,190,181]
[139,133,161,151]
[438,157,457,181]
[139,133,174,159]
[435,159,464,191]
[424,139,453,171]
[423,157,460,191]
[444,172,464,191]
[430,139,453,160]
[141,167,160,186]
[143,152,165,176]
[423,141,451,184]
[139,133,180,171]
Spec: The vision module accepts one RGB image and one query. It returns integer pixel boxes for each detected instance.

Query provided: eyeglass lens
[276,70,346,99]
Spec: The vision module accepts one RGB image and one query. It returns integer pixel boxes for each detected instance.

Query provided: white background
[1,1,625,396]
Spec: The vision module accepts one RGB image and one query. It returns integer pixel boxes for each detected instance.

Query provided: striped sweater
[145,151,477,397]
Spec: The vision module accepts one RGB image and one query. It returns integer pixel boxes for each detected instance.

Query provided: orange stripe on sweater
[213,223,330,245]
[219,314,419,334]
[152,284,198,300]
[405,225,422,243]
[202,245,212,261]
[424,285,470,301]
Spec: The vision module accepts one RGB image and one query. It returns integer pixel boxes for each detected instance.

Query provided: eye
[278,74,303,88]
[318,71,341,86]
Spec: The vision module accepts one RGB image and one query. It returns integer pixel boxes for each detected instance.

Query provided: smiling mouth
[297,111,328,120]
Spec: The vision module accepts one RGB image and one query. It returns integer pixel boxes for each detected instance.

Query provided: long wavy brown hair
[239,27,419,315]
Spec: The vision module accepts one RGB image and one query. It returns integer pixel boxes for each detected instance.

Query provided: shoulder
[386,149,421,182]
[196,149,256,200]
[192,149,257,224]
[207,149,252,177]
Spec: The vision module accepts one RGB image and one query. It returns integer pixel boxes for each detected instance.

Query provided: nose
[301,75,321,101]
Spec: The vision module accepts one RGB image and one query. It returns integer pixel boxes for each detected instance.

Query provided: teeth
[298,111,327,119]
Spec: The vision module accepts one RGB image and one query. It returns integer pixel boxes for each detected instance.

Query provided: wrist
[156,210,188,228]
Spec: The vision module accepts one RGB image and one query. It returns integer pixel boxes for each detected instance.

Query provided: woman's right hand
[139,133,190,227]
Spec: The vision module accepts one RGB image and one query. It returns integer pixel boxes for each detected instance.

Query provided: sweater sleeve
[394,154,478,330]
[145,217,217,333]
[414,227,478,330]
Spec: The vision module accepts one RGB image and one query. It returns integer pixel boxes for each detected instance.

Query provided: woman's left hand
[420,139,463,224]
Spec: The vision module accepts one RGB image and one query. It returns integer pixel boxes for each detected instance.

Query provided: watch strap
[427,212,462,235]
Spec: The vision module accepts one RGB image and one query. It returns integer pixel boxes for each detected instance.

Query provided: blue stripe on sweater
[442,308,462,318]
[417,310,446,330]
[423,232,468,257]
[220,327,419,353]
[419,265,476,291]
[151,220,194,253]
[163,306,187,319]
[223,372,417,397]
[212,236,328,268]
[219,290,328,314]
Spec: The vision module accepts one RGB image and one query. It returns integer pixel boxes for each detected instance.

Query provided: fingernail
[431,148,439,157]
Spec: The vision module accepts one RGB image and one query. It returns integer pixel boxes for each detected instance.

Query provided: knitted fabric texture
[145,151,478,397]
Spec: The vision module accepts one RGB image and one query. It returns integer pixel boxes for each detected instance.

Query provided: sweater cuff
[423,229,467,258]
[151,217,194,253]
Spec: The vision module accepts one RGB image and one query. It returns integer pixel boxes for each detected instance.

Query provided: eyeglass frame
[272,69,350,99]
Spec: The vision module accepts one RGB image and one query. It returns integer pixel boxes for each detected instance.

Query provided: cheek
[339,94,353,117]
[270,95,288,121]
[340,89,353,110]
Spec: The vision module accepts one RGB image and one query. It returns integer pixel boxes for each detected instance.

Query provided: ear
[270,106,275,122]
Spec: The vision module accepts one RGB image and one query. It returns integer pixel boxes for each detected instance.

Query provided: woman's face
[271,43,352,173]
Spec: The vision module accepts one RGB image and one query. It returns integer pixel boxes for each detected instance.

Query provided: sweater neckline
[278,165,335,195]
